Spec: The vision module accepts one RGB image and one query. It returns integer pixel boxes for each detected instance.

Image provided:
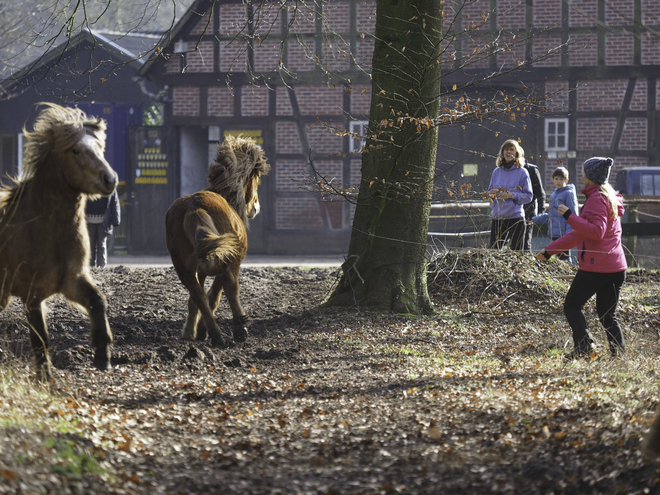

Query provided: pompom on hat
[583,157,614,184]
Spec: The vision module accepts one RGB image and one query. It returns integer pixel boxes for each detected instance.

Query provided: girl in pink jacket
[536,157,627,360]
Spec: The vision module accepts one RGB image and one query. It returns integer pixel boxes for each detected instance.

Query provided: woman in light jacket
[536,157,627,360]
[488,139,533,250]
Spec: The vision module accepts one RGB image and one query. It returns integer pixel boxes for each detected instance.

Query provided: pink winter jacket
[545,184,628,273]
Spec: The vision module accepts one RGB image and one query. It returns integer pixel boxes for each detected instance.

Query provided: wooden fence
[428,199,660,266]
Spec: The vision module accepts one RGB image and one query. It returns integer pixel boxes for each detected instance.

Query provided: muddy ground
[2,253,660,494]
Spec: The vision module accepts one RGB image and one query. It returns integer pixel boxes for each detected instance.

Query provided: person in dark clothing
[86,191,120,268]
[522,161,546,252]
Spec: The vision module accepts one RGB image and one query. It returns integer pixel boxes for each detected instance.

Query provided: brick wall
[354,38,374,71]
[619,118,647,150]
[533,34,562,67]
[207,86,234,117]
[276,159,310,191]
[496,0,525,28]
[190,12,211,36]
[306,124,344,154]
[605,33,634,66]
[276,198,323,229]
[356,1,376,34]
[568,0,598,27]
[576,118,617,150]
[166,55,182,74]
[173,86,200,116]
[220,3,246,35]
[253,1,282,36]
[350,84,371,116]
[288,39,316,72]
[296,85,344,115]
[460,0,491,26]
[630,80,648,111]
[322,39,351,72]
[253,39,281,72]
[350,159,362,189]
[641,33,660,65]
[642,0,660,24]
[577,79,627,112]
[461,36,491,69]
[276,122,303,154]
[605,0,633,25]
[185,41,214,72]
[276,86,293,115]
[495,35,526,67]
[534,0,562,26]
[241,85,269,116]
[220,41,248,72]
[290,4,316,34]
[323,1,350,33]
[568,34,598,65]
[545,77,568,112]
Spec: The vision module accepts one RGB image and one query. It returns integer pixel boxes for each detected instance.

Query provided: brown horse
[0,103,118,379]
[165,136,270,347]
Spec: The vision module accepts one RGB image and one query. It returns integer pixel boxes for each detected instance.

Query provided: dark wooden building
[0,29,164,253]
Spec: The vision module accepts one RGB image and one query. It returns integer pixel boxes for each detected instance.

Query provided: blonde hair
[496,139,525,168]
[599,182,620,220]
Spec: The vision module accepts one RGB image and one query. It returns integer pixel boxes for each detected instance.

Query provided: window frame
[544,118,569,152]
[349,120,368,153]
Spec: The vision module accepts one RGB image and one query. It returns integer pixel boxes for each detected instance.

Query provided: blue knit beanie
[583,157,613,184]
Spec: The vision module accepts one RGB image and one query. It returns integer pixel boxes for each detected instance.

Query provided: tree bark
[326,0,443,314]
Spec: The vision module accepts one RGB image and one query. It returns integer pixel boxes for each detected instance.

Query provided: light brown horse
[166,136,270,347]
[0,103,118,379]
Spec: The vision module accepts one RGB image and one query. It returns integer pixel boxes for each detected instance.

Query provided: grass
[0,363,111,490]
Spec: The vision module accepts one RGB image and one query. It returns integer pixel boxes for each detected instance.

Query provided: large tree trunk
[326,0,442,314]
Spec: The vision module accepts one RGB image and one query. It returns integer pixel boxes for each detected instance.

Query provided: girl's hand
[490,189,513,200]
[556,204,569,216]
[535,250,548,261]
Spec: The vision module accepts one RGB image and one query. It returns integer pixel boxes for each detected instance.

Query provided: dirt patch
[1,253,660,494]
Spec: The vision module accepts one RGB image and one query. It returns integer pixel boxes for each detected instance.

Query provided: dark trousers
[523,219,534,251]
[564,270,626,352]
[88,223,108,268]
[489,218,526,251]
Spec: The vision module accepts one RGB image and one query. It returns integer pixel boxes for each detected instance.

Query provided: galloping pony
[166,136,270,347]
[0,103,118,379]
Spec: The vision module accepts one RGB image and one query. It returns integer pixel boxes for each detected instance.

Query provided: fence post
[625,205,638,267]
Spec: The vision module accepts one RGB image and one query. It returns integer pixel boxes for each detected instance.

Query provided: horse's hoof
[232,316,250,343]
[93,346,112,371]
[232,326,248,343]
[210,337,231,349]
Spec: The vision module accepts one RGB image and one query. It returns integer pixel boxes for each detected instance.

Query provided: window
[349,120,368,153]
[640,174,660,196]
[545,118,569,151]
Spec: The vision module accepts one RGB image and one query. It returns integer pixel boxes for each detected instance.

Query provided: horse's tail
[183,208,242,263]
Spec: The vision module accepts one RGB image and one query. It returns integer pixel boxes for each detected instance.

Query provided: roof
[0,28,161,96]
[137,0,211,77]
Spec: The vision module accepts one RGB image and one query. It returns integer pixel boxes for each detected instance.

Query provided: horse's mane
[20,102,107,180]
[207,135,270,223]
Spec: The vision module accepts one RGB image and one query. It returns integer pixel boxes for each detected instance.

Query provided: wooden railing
[428,198,660,265]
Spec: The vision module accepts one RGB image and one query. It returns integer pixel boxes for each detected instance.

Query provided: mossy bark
[326,0,442,314]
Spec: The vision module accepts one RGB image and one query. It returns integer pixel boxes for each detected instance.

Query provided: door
[126,126,177,254]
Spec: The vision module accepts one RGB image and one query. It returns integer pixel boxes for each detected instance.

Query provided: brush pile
[427,248,577,303]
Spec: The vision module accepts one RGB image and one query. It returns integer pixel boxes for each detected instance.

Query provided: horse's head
[63,122,118,197]
[244,144,270,220]
[208,135,270,224]
[22,104,118,197]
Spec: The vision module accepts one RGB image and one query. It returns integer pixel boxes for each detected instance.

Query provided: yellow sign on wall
[224,129,263,145]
